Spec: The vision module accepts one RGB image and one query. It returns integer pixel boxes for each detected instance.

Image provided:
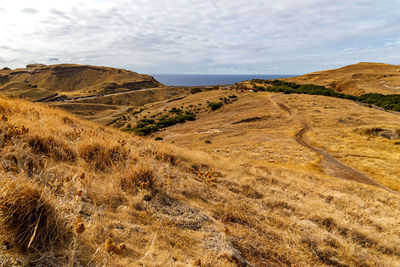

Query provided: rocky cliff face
[0,64,163,101]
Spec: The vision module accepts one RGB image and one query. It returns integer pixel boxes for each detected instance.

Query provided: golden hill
[283,62,400,95]
[0,64,221,127]
[0,64,162,101]
[1,90,399,266]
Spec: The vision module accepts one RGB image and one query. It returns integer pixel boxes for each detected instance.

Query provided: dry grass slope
[0,64,162,101]
[283,62,400,95]
[0,95,399,266]
[0,177,68,252]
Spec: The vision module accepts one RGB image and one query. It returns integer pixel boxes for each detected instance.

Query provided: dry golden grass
[0,176,69,253]
[1,95,400,266]
[283,62,400,95]
[275,93,400,191]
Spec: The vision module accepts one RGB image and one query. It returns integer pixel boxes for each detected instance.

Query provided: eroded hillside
[0,64,162,101]
[283,62,400,95]
[1,92,399,266]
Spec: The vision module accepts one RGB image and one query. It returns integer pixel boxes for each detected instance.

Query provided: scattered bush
[128,95,238,136]
[208,102,223,111]
[205,139,212,144]
[169,107,182,114]
[128,111,197,136]
[155,136,163,141]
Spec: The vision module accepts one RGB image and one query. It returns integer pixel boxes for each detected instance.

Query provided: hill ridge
[284,62,400,95]
[0,63,163,101]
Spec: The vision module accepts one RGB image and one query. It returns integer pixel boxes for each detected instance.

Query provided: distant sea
[151,74,297,86]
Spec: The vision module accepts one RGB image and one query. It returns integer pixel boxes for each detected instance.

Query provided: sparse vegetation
[126,94,238,135]
[0,88,400,266]
[126,110,196,135]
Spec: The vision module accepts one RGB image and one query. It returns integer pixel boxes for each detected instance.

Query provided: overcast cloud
[0,0,400,74]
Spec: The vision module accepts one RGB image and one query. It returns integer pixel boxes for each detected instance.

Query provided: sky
[0,0,400,74]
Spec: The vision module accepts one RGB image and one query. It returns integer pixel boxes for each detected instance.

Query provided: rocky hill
[0,64,162,101]
[283,62,400,95]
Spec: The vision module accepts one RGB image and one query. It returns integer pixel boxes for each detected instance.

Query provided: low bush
[128,111,197,136]
[208,102,223,111]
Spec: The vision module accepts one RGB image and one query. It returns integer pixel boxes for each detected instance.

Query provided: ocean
[151,74,297,86]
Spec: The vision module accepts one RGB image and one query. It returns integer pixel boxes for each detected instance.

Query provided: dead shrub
[0,177,68,252]
[28,135,77,162]
[263,200,295,213]
[155,150,177,165]
[79,143,128,171]
[62,116,74,125]
[0,124,29,148]
[120,165,154,193]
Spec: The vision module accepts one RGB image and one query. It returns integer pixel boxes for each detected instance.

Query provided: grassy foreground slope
[1,96,400,266]
[282,62,400,95]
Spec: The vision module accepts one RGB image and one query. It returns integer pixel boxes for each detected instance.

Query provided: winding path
[271,94,397,193]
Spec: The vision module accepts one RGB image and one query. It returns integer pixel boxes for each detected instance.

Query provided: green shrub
[129,109,197,136]
[205,139,211,144]
[208,102,223,111]
[169,107,182,114]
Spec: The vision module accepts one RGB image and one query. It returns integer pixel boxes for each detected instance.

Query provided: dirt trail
[271,94,397,193]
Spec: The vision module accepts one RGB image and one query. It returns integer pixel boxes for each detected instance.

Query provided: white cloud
[0,0,399,73]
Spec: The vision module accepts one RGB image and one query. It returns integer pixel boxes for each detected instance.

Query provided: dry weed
[79,143,128,170]
[120,164,154,193]
[28,135,77,161]
[0,176,68,252]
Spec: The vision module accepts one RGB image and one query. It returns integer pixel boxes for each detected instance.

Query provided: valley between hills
[0,63,400,266]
